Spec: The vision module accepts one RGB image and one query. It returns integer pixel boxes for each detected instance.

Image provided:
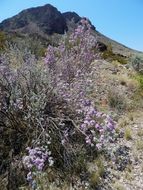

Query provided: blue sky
[0,0,143,51]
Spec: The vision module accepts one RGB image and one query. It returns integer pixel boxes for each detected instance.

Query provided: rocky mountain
[0,4,96,35]
[0,4,142,56]
[0,4,68,35]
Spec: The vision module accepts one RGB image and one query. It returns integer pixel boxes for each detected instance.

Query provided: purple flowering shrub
[0,18,116,189]
[44,18,116,150]
[0,48,55,181]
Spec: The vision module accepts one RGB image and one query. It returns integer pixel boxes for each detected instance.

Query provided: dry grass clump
[136,140,143,150]
[137,129,143,137]
[87,156,105,188]
[112,182,126,190]
[124,127,132,140]
[108,89,127,112]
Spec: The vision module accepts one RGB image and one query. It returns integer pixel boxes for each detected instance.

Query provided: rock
[97,41,107,52]
[62,12,81,23]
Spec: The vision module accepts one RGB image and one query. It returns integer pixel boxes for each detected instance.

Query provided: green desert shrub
[124,127,132,140]
[131,55,143,74]
[134,73,143,90]
[90,172,100,188]
[102,45,127,64]
[88,156,105,188]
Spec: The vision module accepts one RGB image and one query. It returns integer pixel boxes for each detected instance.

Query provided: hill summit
[0,4,67,35]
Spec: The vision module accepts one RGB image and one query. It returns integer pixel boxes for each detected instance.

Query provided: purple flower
[90,120,96,126]
[99,129,104,134]
[85,136,92,145]
[95,124,100,130]
[107,123,114,131]
[99,135,104,143]
[37,163,44,171]
[80,123,86,130]
[27,172,32,181]
[96,143,102,150]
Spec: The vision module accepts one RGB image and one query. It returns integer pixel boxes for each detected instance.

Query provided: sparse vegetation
[119,76,139,93]
[118,117,130,128]
[108,89,127,112]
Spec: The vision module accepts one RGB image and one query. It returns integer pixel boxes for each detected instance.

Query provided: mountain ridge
[0,4,142,56]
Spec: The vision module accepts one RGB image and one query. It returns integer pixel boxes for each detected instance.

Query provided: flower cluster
[45,18,97,84]
[23,147,54,182]
[79,99,116,149]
